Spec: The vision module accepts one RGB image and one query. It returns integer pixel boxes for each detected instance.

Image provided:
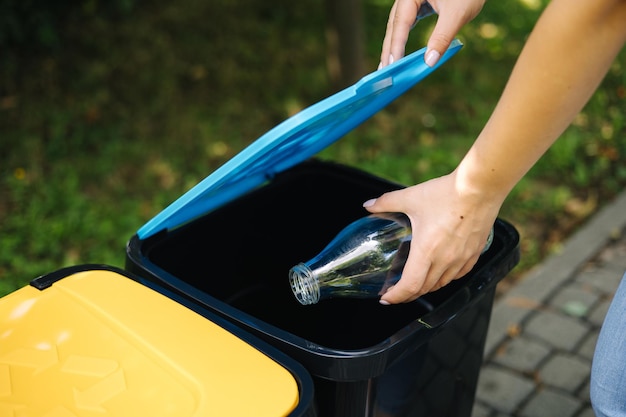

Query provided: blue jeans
[591,272,626,417]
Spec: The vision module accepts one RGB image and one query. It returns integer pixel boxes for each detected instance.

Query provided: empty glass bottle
[289,212,494,305]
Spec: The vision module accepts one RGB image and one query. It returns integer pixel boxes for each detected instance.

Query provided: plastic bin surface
[0,266,309,417]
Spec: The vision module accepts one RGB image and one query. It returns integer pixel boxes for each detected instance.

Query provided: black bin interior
[126,158,520,417]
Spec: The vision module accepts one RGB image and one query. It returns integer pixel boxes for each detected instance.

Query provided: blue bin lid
[138,40,463,239]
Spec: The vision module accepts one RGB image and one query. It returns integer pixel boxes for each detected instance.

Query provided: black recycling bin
[125,41,521,417]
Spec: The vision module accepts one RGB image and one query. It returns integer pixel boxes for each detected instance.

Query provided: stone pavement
[472,190,626,417]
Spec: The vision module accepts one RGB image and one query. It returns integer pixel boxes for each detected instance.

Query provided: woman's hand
[363,170,503,304]
[380,0,485,68]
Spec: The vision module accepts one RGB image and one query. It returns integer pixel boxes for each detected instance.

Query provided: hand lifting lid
[138,40,463,239]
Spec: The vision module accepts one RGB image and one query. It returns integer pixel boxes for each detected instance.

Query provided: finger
[426,264,462,293]
[454,253,480,280]
[424,9,464,66]
[362,190,406,214]
[427,250,480,293]
[420,257,459,294]
[379,0,423,69]
[380,2,399,67]
[388,0,421,64]
[380,257,431,304]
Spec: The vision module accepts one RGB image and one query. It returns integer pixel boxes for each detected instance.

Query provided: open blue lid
[138,40,463,239]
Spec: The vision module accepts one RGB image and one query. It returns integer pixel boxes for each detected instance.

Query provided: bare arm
[367,0,626,304]
[460,0,626,203]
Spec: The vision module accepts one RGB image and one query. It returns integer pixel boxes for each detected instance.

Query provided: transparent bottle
[289,212,494,305]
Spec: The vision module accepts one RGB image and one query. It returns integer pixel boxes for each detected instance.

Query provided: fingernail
[425,50,440,67]
[379,299,391,306]
[378,61,383,70]
[363,198,377,207]
[389,54,395,65]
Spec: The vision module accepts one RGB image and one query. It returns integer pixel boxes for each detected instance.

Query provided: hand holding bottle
[363,170,503,305]
[289,209,494,306]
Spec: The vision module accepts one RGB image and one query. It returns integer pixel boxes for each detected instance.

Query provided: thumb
[424,13,463,67]
[362,190,405,214]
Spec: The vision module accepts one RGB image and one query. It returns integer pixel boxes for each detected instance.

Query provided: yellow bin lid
[0,266,305,416]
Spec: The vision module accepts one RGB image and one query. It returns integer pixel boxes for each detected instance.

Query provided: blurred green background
[1,0,625,296]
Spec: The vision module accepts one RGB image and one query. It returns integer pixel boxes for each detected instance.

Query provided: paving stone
[577,332,599,361]
[471,401,493,417]
[492,336,551,373]
[578,379,591,402]
[588,297,612,327]
[550,285,600,318]
[475,366,535,414]
[575,267,623,295]
[485,300,535,357]
[508,268,572,309]
[576,405,596,417]
[524,311,590,350]
[519,387,582,417]
[539,353,590,392]
[596,237,626,272]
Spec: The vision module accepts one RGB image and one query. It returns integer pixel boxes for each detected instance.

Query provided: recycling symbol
[0,345,126,416]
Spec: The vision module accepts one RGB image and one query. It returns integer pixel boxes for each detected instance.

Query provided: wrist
[453,153,512,207]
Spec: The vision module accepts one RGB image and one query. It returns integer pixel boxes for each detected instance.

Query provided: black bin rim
[126,218,520,381]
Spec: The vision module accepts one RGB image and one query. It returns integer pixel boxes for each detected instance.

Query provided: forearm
[457,0,626,201]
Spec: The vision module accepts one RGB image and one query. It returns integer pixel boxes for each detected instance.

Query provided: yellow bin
[0,265,314,417]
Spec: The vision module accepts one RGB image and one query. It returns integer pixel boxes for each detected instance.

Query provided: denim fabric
[591,272,626,417]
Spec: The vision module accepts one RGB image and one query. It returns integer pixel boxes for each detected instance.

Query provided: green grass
[1,0,625,296]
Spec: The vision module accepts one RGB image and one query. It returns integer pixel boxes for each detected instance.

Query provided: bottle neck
[483,227,494,254]
[289,263,320,305]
